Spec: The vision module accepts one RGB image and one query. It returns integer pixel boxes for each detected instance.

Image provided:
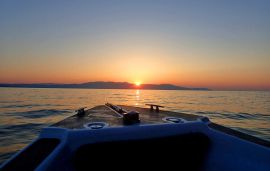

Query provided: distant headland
[0,81,210,91]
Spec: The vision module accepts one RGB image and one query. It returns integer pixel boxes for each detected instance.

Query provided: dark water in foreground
[0,88,270,164]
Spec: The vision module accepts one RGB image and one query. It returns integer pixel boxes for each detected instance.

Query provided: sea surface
[0,87,270,164]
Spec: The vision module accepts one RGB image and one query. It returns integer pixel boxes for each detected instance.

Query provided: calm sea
[0,87,270,164]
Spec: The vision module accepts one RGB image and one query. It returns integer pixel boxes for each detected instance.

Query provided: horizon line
[0,81,269,91]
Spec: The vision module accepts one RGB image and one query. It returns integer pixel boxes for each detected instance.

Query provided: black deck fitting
[76,107,86,117]
[123,111,140,125]
[145,104,164,112]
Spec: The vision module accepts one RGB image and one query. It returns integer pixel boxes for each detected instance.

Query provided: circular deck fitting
[84,122,109,129]
[163,117,185,124]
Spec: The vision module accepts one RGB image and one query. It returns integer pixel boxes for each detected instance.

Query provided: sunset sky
[0,0,269,90]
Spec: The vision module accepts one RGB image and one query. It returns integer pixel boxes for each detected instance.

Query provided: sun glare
[135,82,141,86]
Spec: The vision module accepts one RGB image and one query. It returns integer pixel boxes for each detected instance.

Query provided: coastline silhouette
[0,81,209,90]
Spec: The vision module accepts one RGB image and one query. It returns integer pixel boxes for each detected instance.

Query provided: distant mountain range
[0,81,210,90]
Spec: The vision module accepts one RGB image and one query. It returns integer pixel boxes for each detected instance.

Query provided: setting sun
[135,82,141,86]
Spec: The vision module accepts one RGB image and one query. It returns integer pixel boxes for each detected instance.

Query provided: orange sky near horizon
[1,54,269,91]
[1,38,269,90]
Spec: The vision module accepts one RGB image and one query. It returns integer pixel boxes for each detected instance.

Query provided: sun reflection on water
[135,90,140,106]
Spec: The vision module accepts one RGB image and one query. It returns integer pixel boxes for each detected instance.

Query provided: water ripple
[8,109,70,118]
[2,123,44,131]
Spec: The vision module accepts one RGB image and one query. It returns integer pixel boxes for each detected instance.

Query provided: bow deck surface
[52,105,201,129]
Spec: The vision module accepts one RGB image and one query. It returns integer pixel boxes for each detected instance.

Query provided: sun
[135,81,141,86]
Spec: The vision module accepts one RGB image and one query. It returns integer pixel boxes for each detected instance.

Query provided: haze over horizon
[1,0,270,91]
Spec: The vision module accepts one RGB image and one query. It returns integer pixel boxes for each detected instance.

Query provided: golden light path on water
[0,88,270,164]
